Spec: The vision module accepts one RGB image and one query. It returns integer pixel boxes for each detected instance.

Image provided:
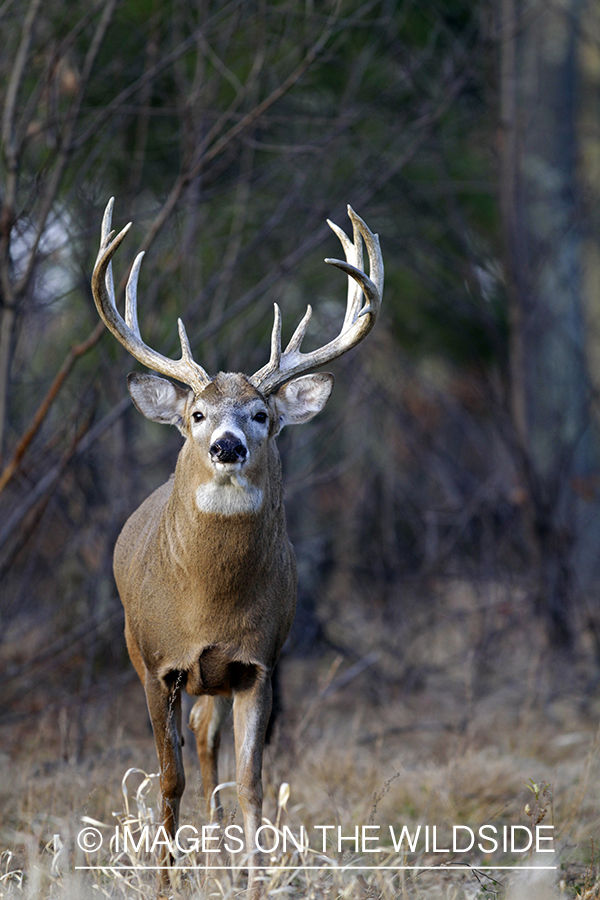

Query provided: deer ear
[127,373,191,428]
[272,373,334,429]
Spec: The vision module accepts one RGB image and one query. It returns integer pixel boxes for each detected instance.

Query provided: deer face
[187,375,271,480]
[127,370,333,512]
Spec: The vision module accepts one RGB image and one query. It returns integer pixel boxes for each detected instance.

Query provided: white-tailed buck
[91,198,383,896]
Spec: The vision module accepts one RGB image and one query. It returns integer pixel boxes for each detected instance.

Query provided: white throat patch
[196,474,263,516]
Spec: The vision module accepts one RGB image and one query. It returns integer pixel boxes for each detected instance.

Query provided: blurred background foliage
[1,0,600,743]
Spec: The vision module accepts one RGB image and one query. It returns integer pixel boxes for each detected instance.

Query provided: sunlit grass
[2,710,599,899]
[2,584,600,898]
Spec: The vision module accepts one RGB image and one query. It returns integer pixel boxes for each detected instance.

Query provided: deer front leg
[145,674,185,882]
[189,694,232,821]
[233,673,272,900]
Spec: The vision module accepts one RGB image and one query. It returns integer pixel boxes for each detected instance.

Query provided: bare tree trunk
[0,303,14,460]
[499,0,600,648]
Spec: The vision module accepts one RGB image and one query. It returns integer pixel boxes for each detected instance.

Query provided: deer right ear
[127,373,191,428]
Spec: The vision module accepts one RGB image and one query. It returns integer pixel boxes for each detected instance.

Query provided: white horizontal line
[75,865,558,871]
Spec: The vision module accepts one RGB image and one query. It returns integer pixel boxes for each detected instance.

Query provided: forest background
[1,1,600,898]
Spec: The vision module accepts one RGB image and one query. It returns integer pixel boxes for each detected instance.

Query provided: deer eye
[253,411,268,424]
[192,411,204,422]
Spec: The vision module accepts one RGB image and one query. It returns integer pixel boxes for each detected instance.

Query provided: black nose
[210,434,247,463]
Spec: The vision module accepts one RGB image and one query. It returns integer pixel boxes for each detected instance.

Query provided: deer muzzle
[210,433,247,464]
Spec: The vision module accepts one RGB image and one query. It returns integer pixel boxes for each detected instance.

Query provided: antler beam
[91,198,210,395]
[249,206,384,396]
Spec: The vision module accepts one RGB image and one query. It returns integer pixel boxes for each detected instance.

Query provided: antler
[249,206,384,396]
[91,198,210,394]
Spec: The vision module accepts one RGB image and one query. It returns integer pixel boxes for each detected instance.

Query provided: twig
[0,395,129,553]
[294,652,380,740]
[294,655,343,740]
[0,320,105,495]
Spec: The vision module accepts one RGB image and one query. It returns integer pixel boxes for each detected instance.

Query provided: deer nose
[210,433,247,463]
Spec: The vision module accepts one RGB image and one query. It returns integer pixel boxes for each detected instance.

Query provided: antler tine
[270,302,282,367]
[97,195,115,263]
[326,206,383,322]
[94,196,124,311]
[91,199,211,394]
[249,303,283,387]
[348,207,365,325]
[327,212,363,332]
[125,252,144,338]
[250,206,383,396]
[177,318,197,367]
[284,304,312,354]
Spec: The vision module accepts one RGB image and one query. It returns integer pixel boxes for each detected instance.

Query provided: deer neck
[168,436,283,525]
[157,438,285,589]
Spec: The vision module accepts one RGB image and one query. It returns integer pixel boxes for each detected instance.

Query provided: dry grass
[1,579,600,899]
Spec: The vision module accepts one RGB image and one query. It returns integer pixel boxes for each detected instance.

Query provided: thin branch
[71,25,219,151]
[15,0,119,296]
[0,395,130,553]
[187,13,339,180]
[0,320,105,495]
[1,0,42,168]
[13,0,111,156]
[134,12,341,260]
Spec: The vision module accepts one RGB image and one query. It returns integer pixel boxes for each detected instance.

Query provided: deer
[91,198,383,897]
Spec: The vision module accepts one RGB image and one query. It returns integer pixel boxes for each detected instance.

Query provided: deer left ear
[272,373,334,429]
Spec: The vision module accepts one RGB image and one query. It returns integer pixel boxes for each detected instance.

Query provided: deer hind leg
[124,617,146,685]
[144,673,185,885]
[233,672,272,900]
[188,694,232,822]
